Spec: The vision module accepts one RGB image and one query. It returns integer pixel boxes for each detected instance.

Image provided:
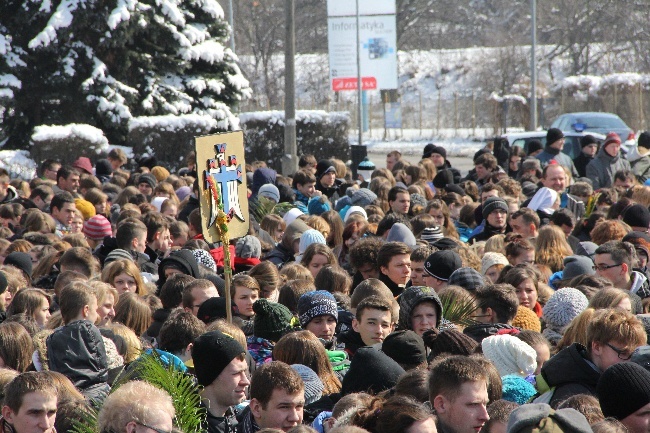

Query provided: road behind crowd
[367,152,474,177]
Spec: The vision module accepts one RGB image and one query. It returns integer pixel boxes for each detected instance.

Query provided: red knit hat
[603,132,622,147]
[83,215,112,240]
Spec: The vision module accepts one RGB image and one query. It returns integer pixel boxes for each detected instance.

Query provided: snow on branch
[28,0,81,49]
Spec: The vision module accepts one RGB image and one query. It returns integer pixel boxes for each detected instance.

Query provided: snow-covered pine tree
[0,0,251,148]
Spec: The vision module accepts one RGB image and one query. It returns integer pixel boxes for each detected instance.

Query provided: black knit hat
[432,238,459,251]
[192,330,246,386]
[597,362,650,420]
[527,140,544,155]
[196,297,235,325]
[444,184,466,196]
[253,299,295,342]
[482,196,508,220]
[433,169,455,189]
[341,347,405,395]
[382,330,427,366]
[623,204,650,229]
[639,132,650,150]
[422,143,436,159]
[448,267,486,291]
[315,160,336,180]
[580,134,599,148]
[4,252,33,278]
[424,250,462,281]
[95,159,113,177]
[432,145,447,159]
[546,128,565,146]
[422,328,478,361]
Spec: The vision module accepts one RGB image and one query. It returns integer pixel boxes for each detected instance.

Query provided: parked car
[551,112,635,152]
[502,130,606,160]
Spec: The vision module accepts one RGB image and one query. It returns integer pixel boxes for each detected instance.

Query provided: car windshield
[574,116,626,130]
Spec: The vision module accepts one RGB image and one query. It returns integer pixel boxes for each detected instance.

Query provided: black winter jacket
[539,343,600,408]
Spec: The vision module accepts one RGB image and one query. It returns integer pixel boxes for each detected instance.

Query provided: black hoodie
[157,249,201,289]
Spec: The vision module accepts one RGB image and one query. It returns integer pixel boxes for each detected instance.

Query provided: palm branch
[71,404,98,433]
[441,295,478,328]
[115,352,206,433]
[250,196,295,222]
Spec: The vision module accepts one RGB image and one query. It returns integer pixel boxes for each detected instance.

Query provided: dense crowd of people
[3,128,650,433]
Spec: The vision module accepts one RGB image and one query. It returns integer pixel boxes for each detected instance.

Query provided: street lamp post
[530,0,537,130]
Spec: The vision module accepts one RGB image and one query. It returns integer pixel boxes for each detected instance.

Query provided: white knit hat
[283,208,304,225]
[481,334,537,377]
[345,206,367,222]
[481,252,510,275]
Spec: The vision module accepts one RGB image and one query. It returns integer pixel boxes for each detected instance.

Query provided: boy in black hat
[468,196,509,243]
[423,144,461,183]
[192,330,250,433]
[315,160,340,203]
[536,128,579,178]
[573,134,599,178]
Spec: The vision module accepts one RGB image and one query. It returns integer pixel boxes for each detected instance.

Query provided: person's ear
[591,341,603,358]
[250,398,263,419]
[380,266,388,276]
[432,395,447,413]
[621,263,629,274]
[126,421,138,433]
[82,304,90,319]
[2,406,14,424]
[184,342,193,355]
[352,318,360,333]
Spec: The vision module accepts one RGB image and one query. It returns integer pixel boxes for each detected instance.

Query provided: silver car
[551,112,635,152]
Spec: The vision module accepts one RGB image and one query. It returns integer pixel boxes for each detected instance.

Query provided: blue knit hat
[296,229,327,262]
[308,195,331,215]
[502,374,540,405]
[297,290,338,327]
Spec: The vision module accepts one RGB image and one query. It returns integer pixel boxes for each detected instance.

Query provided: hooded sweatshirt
[397,286,443,331]
[586,145,632,190]
[157,249,201,288]
[265,219,310,267]
[628,145,650,183]
[0,185,18,204]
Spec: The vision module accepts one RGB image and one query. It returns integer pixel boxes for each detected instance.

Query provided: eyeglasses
[606,343,634,361]
[136,423,172,433]
[593,263,622,271]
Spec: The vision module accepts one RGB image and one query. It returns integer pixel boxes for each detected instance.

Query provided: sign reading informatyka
[327,0,397,92]
[196,131,249,243]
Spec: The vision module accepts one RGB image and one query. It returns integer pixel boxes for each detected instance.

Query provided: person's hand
[312,190,323,197]
[323,417,337,433]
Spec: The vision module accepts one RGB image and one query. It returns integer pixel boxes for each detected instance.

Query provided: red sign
[332,77,377,91]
